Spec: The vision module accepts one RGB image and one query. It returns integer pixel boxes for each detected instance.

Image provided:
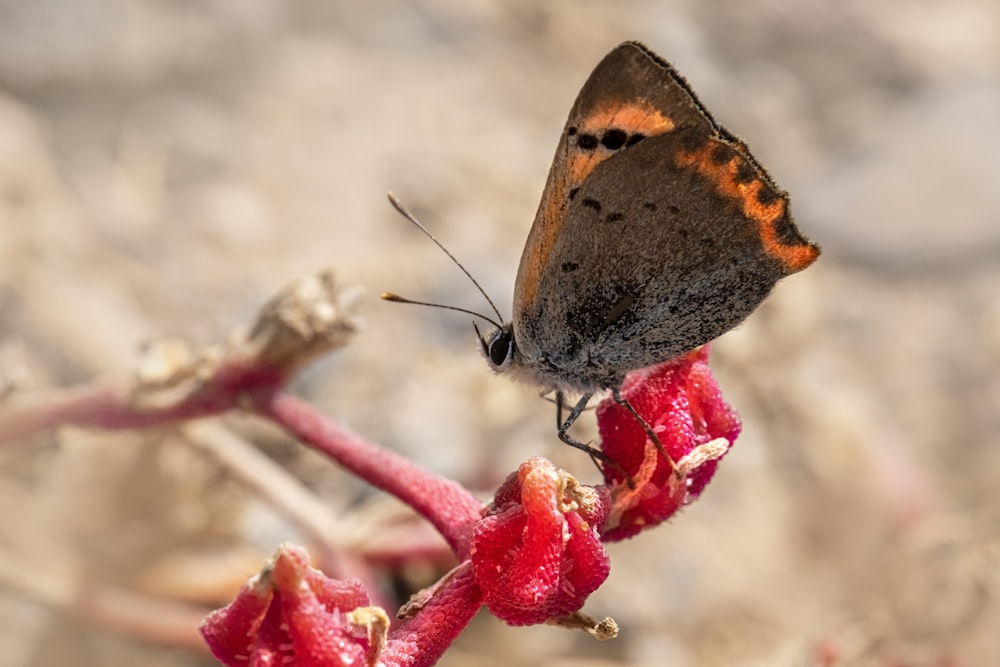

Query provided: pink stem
[253,391,482,559]
[0,381,236,443]
[386,562,483,667]
[0,356,282,445]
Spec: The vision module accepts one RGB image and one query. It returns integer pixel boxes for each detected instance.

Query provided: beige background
[0,1,997,665]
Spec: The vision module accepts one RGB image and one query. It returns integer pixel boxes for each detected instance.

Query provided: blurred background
[0,1,997,665]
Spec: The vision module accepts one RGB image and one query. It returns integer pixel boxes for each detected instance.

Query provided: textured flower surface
[597,346,742,542]
[470,458,612,625]
[201,543,386,667]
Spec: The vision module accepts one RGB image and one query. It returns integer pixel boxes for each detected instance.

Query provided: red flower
[597,346,741,541]
[200,347,743,662]
[470,458,611,625]
[201,543,386,667]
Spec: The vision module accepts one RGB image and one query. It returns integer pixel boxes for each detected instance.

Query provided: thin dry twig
[0,270,363,445]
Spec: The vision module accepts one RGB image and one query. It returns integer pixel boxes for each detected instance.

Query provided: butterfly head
[476,321,581,393]
[476,322,517,372]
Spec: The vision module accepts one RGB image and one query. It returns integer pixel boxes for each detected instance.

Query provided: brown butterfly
[389,41,819,466]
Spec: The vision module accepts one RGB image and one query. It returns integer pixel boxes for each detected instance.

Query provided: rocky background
[0,1,997,666]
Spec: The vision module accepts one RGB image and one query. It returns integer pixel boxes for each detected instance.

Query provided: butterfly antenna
[385,192,505,325]
[381,292,502,330]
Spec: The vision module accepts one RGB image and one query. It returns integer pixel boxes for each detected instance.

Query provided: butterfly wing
[513,42,714,332]
[512,42,819,390]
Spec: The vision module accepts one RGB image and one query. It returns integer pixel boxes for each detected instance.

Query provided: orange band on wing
[576,104,676,138]
[569,103,676,184]
[518,101,679,313]
[676,142,819,273]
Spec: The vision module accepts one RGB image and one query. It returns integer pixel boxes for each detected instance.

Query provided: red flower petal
[597,347,741,541]
[272,548,371,666]
[200,544,381,667]
[471,458,610,625]
[201,572,275,665]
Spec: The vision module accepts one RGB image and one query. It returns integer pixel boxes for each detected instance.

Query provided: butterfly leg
[556,391,632,484]
[610,387,679,478]
[555,391,595,451]
[542,390,594,410]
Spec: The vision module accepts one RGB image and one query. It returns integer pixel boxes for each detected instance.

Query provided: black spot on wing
[772,210,808,246]
[756,186,779,206]
[734,160,756,184]
[711,144,735,165]
[601,129,628,150]
[577,133,599,150]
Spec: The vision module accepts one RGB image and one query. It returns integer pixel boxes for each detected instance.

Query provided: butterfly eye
[488,329,514,367]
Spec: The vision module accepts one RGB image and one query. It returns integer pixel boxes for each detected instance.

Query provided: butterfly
[388,41,819,469]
